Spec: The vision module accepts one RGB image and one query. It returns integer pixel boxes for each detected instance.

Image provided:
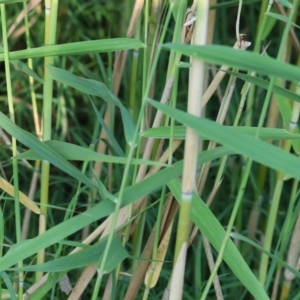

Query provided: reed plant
[0,0,300,299]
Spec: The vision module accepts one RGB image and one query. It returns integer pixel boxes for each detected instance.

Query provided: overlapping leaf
[147,98,300,180]
[163,43,300,82]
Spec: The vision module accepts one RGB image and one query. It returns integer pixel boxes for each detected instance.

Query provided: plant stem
[1,4,24,299]
[37,0,58,281]
[258,0,298,285]
[170,1,208,299]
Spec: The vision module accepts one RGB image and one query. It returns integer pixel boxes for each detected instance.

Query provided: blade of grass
[142,125,300,140]
[226,70,300,104]
[146,99,300,181]
[0,38,145,61]
[162,43,300,83]
[48,66,136,147]
[0,272,16,300]
[15,140,168,167]
[0,111,106,192]
[11,235,128,273]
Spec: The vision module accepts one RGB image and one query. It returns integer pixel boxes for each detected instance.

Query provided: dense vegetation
[0,0,300,299]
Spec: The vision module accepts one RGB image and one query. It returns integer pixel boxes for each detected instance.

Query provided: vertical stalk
[37,0,59,280]
[129,2,174,280]
[169,1,208,299]
[23,0,41,138]
[245,0,273,126]
[21,0,42,243]
[1,4,24,299]
[143,185,167,299]
[258,0,298,285]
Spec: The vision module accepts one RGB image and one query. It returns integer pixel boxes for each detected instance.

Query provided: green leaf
[163,43,300,82]
[168,179,269,300]
[0,271,16,300]
[10,60,44,84]
[231,232,300,279]
[14,140,168,167]
[121,147,233,206]
[0,46,43,84]
[0,146,232,272]
[48,66,136,147]
[226,70,300,104]
[0,206,3,257]
[276,0,293,9]
[0,112,101,191]
[0,200,115,272]
[147,98,300,181]
[0,147,233,299]
[0,38,145,61]
[142,125,300,140]
[265,12,299,28]
[169,0,186,21]
[89,99,124,157]
[262,10,277,40]
[11,235,128,273]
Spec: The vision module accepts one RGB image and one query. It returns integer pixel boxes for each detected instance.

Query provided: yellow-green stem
[37,0,59,280]
[1,4,24,299]
[245,0,273,126]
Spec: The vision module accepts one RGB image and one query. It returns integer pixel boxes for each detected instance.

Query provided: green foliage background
[0,0,300,299]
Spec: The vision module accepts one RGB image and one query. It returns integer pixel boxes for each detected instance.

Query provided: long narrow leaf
[48,66,136,146]
[11,235,128,273]
[0,271,16,300]
[168,179,269,300]
[10,60,44,84]
[0,200,114,272]
[226,71,300,104]
[142,125,299,140]
[0,112,100,191]
[147,98,300,181]
[0,38,145,61]
[89,99,125,157]
[163,44,300,83]
[15,140,167,167]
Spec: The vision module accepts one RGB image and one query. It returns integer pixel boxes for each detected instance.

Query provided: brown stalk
[124,195,179,300]
[7,0,41,39]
